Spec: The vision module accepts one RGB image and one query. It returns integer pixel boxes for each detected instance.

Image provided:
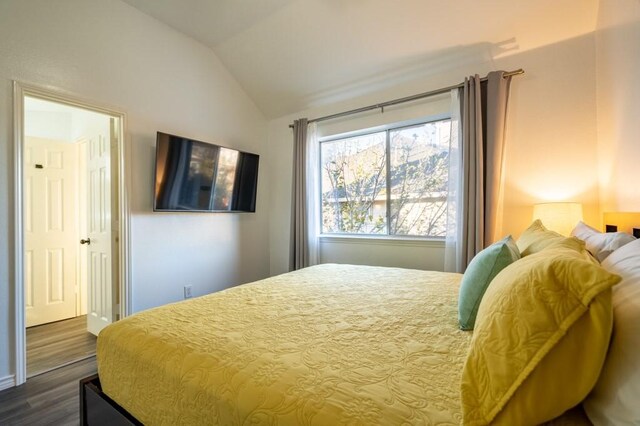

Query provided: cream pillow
[584,239,640,426]
[571,221,635,262]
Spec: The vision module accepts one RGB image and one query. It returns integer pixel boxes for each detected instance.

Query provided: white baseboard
[0,374,16,391]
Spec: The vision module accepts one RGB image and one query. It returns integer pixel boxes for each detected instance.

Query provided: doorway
[14,83,130,384]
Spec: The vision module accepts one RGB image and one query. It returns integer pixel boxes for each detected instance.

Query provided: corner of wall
[593,0,640,215]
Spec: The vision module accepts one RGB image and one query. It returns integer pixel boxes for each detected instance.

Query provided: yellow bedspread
[97,264,592,425]
[98,264,470,425]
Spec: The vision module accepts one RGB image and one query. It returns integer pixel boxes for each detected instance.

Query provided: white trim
[0,375,16,391]
[12,81,132,386]
[13,82,26,387]
[117,113,133,319]
[319,234,445,248]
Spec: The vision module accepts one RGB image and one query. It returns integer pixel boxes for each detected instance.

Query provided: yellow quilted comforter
[97,264,592,425]
[98,264,470,425]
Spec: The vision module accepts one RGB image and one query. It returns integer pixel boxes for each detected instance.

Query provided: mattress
[97,264,592,425]
[98,264,470,424]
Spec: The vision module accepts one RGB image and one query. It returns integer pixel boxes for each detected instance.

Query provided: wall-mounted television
[153,132,259,212]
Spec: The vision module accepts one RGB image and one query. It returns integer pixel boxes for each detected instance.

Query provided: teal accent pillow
[458,235,520,330]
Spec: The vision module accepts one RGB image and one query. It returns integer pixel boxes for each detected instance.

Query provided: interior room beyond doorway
[23,96,117,377]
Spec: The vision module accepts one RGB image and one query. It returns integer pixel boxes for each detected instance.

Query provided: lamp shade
[533,202,583,236]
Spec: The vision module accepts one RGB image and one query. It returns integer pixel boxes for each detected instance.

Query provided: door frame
[13,81,131,385]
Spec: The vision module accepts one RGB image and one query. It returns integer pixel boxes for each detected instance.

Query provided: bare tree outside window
[321,132,387,234]
[320,119,450,238]
[389,121,450,236]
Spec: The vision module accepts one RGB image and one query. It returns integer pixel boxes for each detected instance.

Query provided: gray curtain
[458,71,512,269]
[290,118,309,271]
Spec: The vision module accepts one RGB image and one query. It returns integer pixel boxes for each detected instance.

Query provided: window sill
[318,234,445,248]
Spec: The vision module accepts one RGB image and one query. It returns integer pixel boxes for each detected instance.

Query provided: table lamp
[533,202,583,236]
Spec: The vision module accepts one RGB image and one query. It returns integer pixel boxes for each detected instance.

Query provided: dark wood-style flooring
[0,315,99,424]
[27,315,97,378]
[0,356,96,425]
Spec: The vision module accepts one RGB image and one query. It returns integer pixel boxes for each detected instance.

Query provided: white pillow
[584,238,640,425]
[571,221,636,262]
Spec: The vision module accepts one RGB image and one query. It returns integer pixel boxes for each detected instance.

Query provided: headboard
[603,212,640,238]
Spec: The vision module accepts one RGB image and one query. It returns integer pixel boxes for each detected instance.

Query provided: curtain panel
[445,71,512,273]
[290,119,319,271]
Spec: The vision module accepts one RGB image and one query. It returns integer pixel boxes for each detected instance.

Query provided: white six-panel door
[25,137,78,327]
[86,133,113,336]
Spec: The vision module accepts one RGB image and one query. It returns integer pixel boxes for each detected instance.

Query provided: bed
[98,265,471,425]
[97,265,469,424]
[86,263,597,425]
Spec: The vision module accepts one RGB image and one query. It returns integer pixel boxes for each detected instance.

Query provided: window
[320,118,451,238]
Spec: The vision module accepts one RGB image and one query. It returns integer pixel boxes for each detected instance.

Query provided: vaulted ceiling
[121,0,599,119]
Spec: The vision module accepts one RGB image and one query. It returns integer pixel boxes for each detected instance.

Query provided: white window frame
[318,114,451,242]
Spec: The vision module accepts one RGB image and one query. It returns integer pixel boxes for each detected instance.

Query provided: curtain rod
[288,68,524,128]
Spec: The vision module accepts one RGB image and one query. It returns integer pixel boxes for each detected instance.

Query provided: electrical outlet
[184,285,193,299]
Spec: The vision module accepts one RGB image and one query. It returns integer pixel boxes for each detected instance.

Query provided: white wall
[319,238,445,271]
[0,0,269,381]
[268,34,600,276]
[24,110,73,142]
[596,0,640,214]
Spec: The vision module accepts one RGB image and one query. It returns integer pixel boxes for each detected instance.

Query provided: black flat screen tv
[153,132,259,212]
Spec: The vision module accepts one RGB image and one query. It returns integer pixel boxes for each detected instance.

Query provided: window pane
[211,147,239,210]
[388,121,450,237]
[321,132,387,234]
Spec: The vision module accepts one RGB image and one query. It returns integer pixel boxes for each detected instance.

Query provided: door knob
[80,238,91,245]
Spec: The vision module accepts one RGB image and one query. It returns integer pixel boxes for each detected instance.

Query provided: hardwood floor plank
[0,357,96,425]
[0,316,99,424]
[27,315,97,377]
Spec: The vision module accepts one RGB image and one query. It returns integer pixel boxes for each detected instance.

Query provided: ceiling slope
[122,0,599,118]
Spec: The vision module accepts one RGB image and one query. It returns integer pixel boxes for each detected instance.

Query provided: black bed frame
[79,374,142,425]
